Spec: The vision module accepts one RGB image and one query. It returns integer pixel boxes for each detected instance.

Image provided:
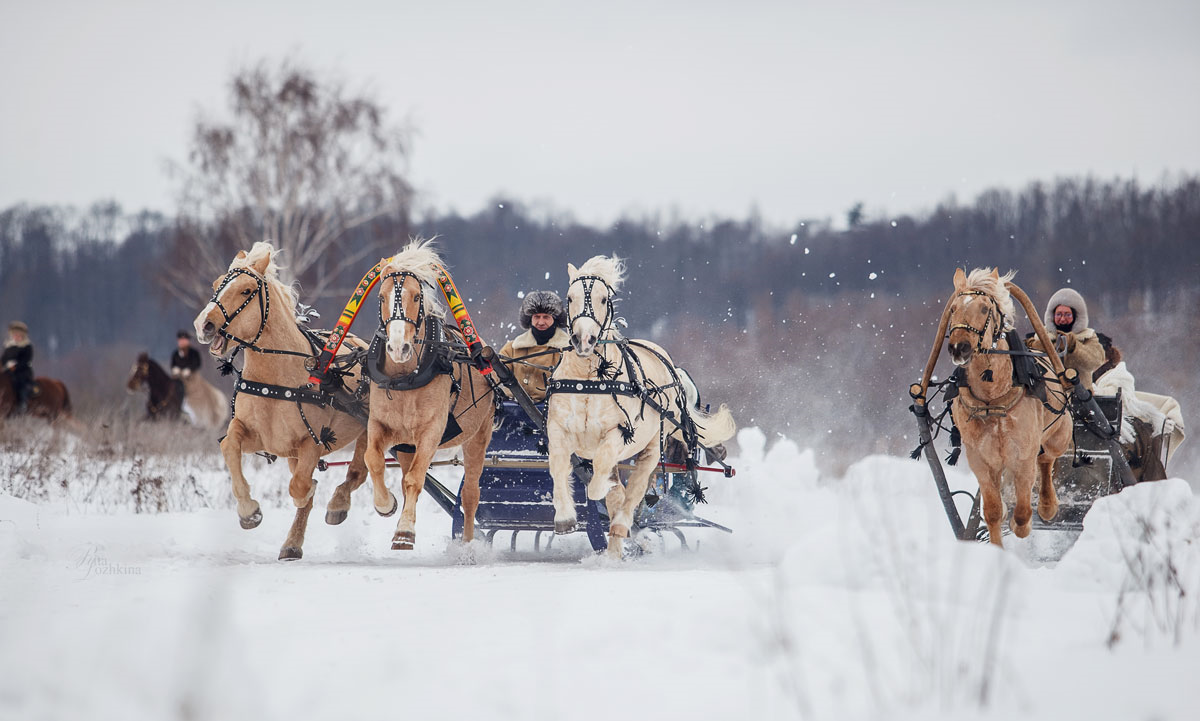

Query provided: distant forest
[2,175,1198,472]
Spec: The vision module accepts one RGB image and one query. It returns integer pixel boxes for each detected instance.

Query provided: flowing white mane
[963,267,1016,320]
[574,254,626,292]
[382,237,447,318]
[230,241,299,313]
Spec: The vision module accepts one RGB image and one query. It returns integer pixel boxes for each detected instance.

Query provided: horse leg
[1010,458,1037,538]
[280,448,321,561]
[603,476,628,559]
[1036,453,1059,522]
[392,443,437,551]
[609,443,658,540]
[365,419,398,517]
[326,436,369,525]
[586,445,619,501]
[457,426,490,543]
[979,468,1005,548]
[548,444,577,535]
[220,419,262,529]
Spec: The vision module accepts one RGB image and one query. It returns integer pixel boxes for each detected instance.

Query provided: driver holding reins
[1026,287,1105,391]
[499,290,569,402]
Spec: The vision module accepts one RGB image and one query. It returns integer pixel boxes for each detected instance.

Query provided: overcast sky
[2,0,1198,227]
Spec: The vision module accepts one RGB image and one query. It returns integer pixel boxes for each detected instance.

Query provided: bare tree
[165,57,412,306]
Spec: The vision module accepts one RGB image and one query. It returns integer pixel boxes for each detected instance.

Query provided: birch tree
[165,58,412,306]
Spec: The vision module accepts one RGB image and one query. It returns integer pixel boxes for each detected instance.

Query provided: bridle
[947,290,1007,355]
[568,274,616,342]
[209,267,271,352]
[380,270,426,334]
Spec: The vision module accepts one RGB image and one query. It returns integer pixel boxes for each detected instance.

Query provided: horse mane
[381,237,447,318]
[575,255,626,292]
[962,267,1016,320]
[230,241,300,315]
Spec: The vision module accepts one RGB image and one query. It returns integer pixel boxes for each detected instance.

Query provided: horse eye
[242,289,253,296]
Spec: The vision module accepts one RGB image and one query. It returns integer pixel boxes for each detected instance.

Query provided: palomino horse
[547,255,736,557]
[192,242,371,560]
[1,369,72,420]
[176,370,229,429]
[363,240,495,550]
[126,353,184,421]
[942,268,1072,546]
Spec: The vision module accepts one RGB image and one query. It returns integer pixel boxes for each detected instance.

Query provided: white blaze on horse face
[385,281,416,364]
[193,302,217,343]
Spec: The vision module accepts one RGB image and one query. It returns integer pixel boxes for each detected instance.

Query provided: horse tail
[691,403,737,447]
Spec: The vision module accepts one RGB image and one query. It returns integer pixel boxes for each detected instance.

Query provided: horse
[126,353,184,421]
[1,369,72,420]
[177,369,229,429]
[942,268,1072,547]
[546,255,737,558]
[192,241,371,560]
[362,239,495,550]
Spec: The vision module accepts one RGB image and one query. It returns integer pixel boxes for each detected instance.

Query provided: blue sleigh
[417,400,733,553]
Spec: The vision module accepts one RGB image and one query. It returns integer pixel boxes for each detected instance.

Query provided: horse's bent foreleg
[365,422,397,516]
[610,443,659,540]
[221,419,262,529]
[326,435,369,525]
[586,446,619,501]
[548,446,577,534]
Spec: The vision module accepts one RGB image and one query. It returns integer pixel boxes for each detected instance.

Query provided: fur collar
[1043,287,1089,331]
[510,327,569,351]
[5,338,30,348]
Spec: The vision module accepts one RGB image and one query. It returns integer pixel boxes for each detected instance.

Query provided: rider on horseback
[170,329,203,379]
[2,321,34,414]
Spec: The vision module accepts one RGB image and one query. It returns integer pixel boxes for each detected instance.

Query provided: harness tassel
[318,426,337,452]
[218,359,237,377]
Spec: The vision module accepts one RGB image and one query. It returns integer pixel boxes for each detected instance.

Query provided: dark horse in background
[1,369,72,420]
[126,353,184,421]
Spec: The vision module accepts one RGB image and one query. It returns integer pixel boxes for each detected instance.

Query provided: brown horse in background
[126,353,184,421]
[1,369,72,420]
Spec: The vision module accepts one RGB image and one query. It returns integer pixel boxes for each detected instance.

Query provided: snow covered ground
[2,427,1198,720]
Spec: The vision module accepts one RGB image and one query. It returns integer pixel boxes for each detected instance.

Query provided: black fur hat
[519,290,567,329]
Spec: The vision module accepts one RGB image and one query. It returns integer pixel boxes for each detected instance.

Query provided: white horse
[546,255,736,558]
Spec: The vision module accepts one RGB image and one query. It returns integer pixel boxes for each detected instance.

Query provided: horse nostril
[587,335,597,346]
[570,334,579,346]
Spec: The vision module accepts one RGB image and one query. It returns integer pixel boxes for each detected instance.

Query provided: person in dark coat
[2,321,34,413]
[170,330,203,378]
[499,291,570,402]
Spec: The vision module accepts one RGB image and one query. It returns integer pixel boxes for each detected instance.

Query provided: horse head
[193,242,294,359]
[946,267,1016,366]
[378,238,443,366]
[126,352,151,392]
[566,255,625,357]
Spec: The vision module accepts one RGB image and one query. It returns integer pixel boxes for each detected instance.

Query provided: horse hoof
[391,530,415,550]
[239,509,263,530]
[609,523,630,539]
[325,509,349,525]
[377,494,398,518]
[554,519,577,535]
[1037,503,1058,522]
[278,546,303,561]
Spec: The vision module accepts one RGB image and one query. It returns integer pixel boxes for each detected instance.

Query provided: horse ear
[989,268,1000,280]
[953,268,966,290]
[567,263,578,280]
[249,252,270,274]
[235,250,248,260]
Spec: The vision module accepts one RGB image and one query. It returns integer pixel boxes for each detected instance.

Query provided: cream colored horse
[174,369,228,429]
[547,255,736,558]
[192,242,370,560]
[944,268,1072,546]
[363,240,495,551]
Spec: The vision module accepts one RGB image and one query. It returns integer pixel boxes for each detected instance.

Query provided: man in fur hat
[2,321,34,414]
[499,290,569,402]
[1027,287,1105,391]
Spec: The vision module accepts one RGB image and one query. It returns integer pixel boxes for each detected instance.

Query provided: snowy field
[2,427,1199,720]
